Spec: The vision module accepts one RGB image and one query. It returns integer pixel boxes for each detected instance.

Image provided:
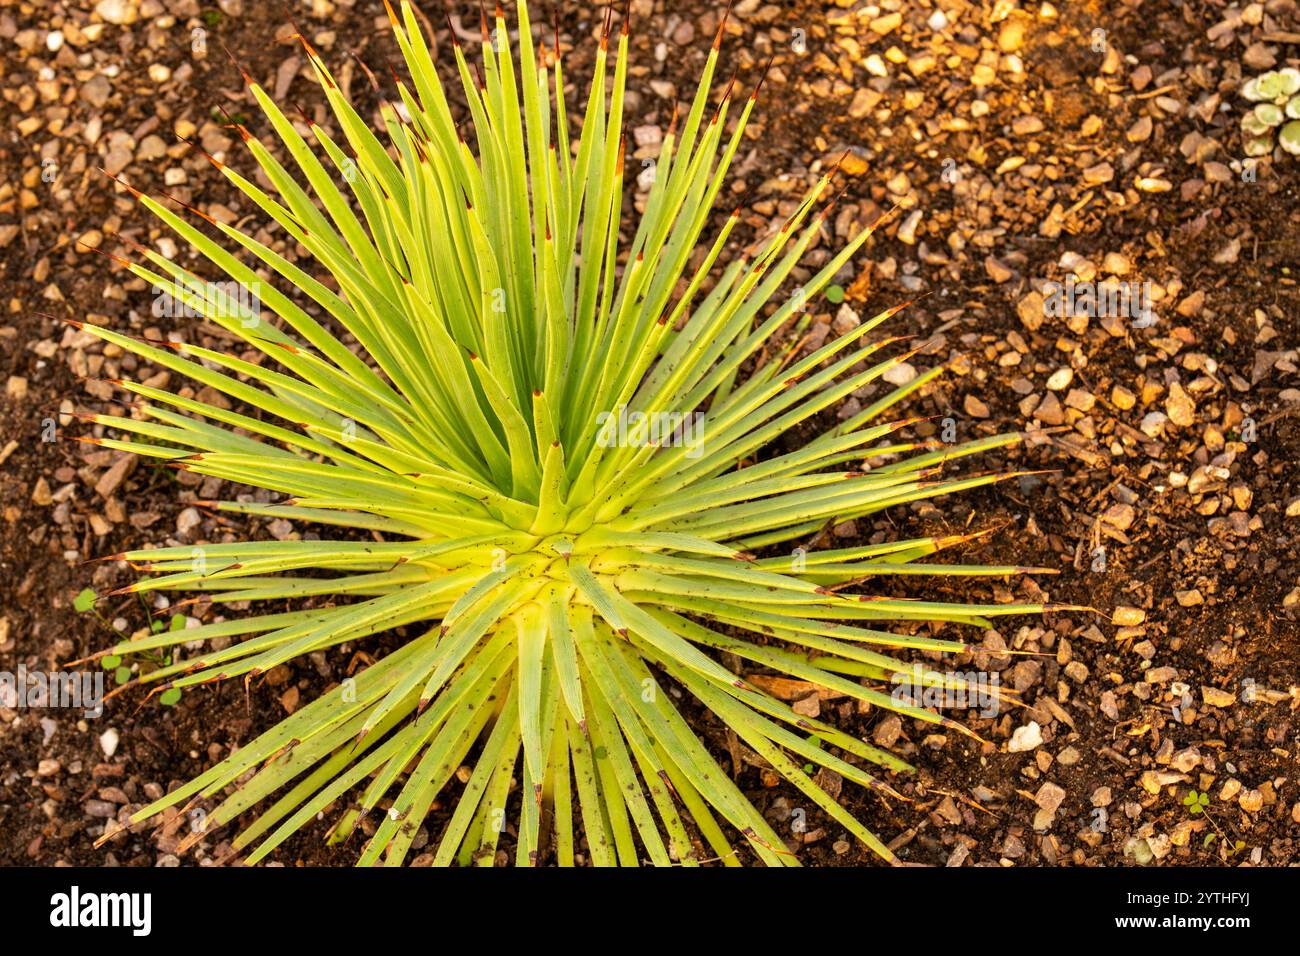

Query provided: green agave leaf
[82,0,1060,867]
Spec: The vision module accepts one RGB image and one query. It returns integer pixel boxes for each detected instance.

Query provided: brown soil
[1,0,1297,867]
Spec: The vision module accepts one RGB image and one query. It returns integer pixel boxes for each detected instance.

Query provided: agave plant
[1240,67,1300,157]
[75,0,1058,866]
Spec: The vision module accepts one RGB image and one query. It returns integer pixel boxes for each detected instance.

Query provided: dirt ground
[1,0,1297,867]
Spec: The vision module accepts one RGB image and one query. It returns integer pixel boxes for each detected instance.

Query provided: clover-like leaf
[73,587,97,613]
[1183,789,1210,814]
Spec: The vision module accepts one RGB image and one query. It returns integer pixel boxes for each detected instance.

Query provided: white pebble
[883,361,918,387]
[1008,721,1043,752]
[1046,367,1073,391]
[99,727,120,758]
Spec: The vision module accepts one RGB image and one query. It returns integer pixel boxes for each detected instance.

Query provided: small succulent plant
[1240,67,1300,157]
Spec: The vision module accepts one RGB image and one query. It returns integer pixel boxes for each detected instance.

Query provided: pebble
[1135,177,1172,193]
[883,362,917,387]
[94,0,138,25]
[1112,606,1145,626]
[1032,392,1063,425]
[1008,721,1042,752]
[792,693,820,718]
[1011,115,1044,135]
[1016,291,1045,331]
[176,507,202,535]
[895,209,922,244]
[1126,116,1153,143]
[1034,781,1066,812]
[1102,252,1132,276]
[1169,747,1201,772]
[84,800,118,818]
[81,75,112,108]
[832,305,860,334]
[984,256,1014,283]
[1064,388,1095,412]
[99,728,120,758]
[872,714,902,748]
[95,455,136,498]
[1102,502,1134,531]
[1139,411,1168,438]
[1046,367,1073,391]
[1201,686,1236,708]
[1165,382,1196,427]
[869,12,902,35]
[1083,162,1115,184]
[1140,770,1188,794]
[998,19,1026,53]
